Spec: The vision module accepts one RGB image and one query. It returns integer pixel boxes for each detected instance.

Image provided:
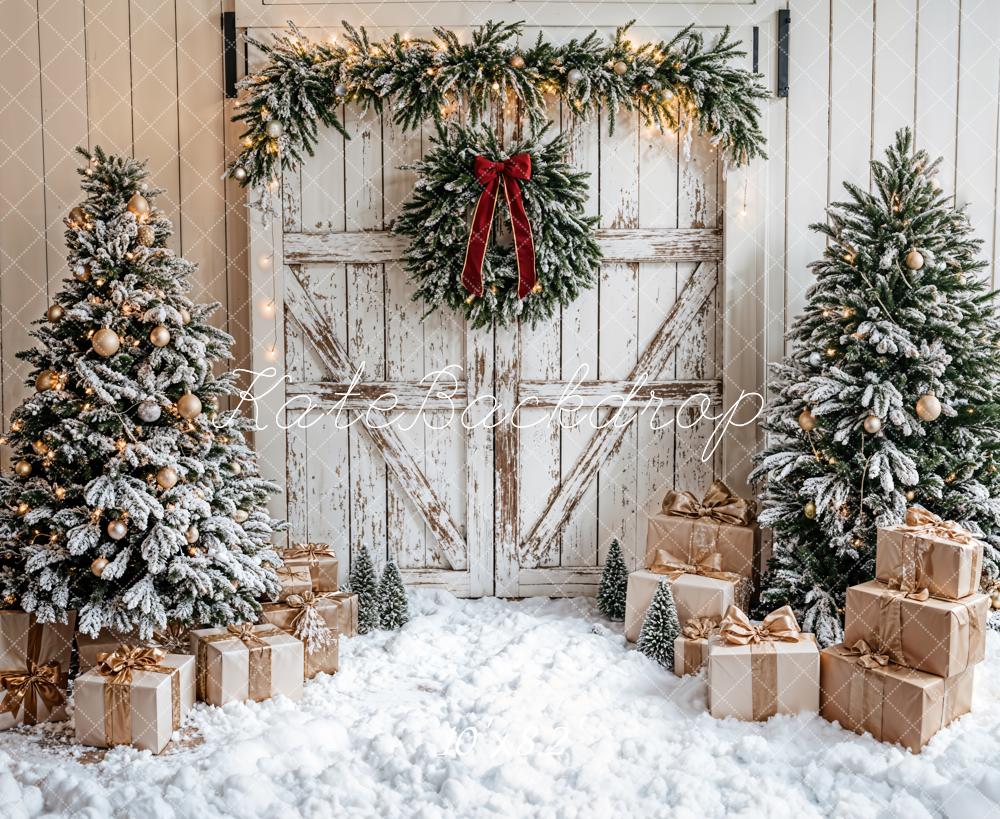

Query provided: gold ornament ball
[613,60,628,76]
[74,263,91,281]
[232,167,248,183]
[264,119,284,139]
[31,440,48,456]
[804,500,817,520]
[177,392,202,420]
[149,325,171,348]
[68,206,88,226]
[863,414,883,434]
[156,466,179,490]
[92,327,121,358]
[46,304,64,322]
[510,54,525,69]
[905,489,916,501]
[13,460,31,478]
[233,509,249,523]
[991,591,1000,610]
[91,556,109,577]
[137,225,155,246]
[35,369,58,392]
[127,193,150,218]
[798,408,816,432]
[107,519,128,540]
[179,307,191,325]
[916,393,942,422]
[227,461,241,476]
[905,249,924,270]
[185,525,200,544]
[15,501,29,516]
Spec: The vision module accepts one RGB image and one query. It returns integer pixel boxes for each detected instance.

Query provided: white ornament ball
[227,462,242,476]
[138,401,161,423]
[334,83,347,97]
[232,167,248,183]
[233,509,249,523]
[809,351,822,367]
[916,393,942,422]
[905,249,924,270]
[107,519,128,540]
[863,414,883,434]
[265,119,284,139]
[567,68,584,84]
[186,525,200,544]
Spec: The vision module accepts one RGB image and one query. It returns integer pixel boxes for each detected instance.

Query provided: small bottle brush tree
[378,560,410,630]
[637,581,681,667]
[752,128,1000,644]
[596,538,628,621]
[0,148,283,637]
[349,546,380,635]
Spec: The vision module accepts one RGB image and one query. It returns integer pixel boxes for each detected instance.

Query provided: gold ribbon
[892,506,978,594]
[0,619,66,725]
[96,645,181,747]
[841,639,890,669]
[283,543,336,565]
[718,605,802,721]
[682,617,718,641]
[843,645,886,738]
[679,617,718,676]
[649,549,743,585]
[150,622,192,655]
[195,624,281,702]
[876,585,931,666]
[662,480,756,527]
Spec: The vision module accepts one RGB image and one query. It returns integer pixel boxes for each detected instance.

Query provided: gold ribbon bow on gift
[96,645,181,747]
[284,543,336,565]
[0,660,65,725]
[662,480,757,527]
[891,506,978,595]
[900,506,977,545]
[226,623,269,647]
[682,617,719,641]
[842,639,890,669]
[284,592,335,652]
[650,548,739,583]
[718,604,802,645]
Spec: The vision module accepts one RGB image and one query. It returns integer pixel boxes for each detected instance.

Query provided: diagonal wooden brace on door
[519,263,717,564]
[285,266,468,571]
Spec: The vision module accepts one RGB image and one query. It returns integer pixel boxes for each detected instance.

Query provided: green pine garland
[394,123,600,328]
[229,20,767,195]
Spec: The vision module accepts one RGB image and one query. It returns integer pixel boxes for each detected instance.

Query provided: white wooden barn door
[246,16,767,595]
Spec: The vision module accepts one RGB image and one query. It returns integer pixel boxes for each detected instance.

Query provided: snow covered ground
[2,590,1000,818]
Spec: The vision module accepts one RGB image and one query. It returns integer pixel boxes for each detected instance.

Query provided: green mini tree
[349,546,380,635]
[0,148,283,637]
[378,560,410,630]
[753,129,1000,644]
[637,581,681,667]
[596,539,628,621]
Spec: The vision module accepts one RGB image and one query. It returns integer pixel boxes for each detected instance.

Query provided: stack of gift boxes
[1,543,357,755]
[818,508,987,752]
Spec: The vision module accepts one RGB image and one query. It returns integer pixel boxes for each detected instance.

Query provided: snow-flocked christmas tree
[349,546,380,635]
[637,581,681,667]
[596,538,627,621]
[378,560,409,630]
[0,148,283,638]
[752,129,1000,644]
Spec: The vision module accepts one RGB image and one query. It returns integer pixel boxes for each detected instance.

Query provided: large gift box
[78,622,196,673]
[0,610,75,731]
[820,641,974,753]
[624,568,749,643]
[673,617,718,677]
[190,623,304,706]
[322,591,358,638]
[281,543,339,593]
[843,580,987,678]
[645,480,761,580]
[274,561,312,602]
[875,507,984,601]
[260,592,340,678]
[707,606,820,721]
[74,646,195,754]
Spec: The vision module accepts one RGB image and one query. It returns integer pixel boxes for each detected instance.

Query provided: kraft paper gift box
[78,622,196,672]
[819,641,974,753]
[322,591,358,638]
[273,561,312,602]
[843,580,988,678]
[190,623,304,706]
[645,480,761,581]
[875,507,984,601]
[260,592,340,678]
[707,606,820,721]
[74,646,195,754]
[624,568,749,643]
[673,617,719,677]
[0,610,74,731]
[281,543,339,593]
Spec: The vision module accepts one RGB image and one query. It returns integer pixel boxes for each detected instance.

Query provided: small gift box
[78,622,197,673]
[322,591,358,638]
[843,580,987,678]
[190,623,304,706]
[820,641,974,753]
[0,610,74,731]
[274,561,312,602]
[707,606,820,721]
[74,646,195,754]
[260,592,340,679]
[624,568,749,643]
[875,507,984,601]
[645,480,761,580]
[673,617,718,677]
[282,543,339,593]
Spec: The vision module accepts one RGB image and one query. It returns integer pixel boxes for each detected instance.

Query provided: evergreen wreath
[229,20,767,203]
[393,123,601,329]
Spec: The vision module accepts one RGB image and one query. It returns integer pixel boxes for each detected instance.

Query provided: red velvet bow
[461,153,537,300]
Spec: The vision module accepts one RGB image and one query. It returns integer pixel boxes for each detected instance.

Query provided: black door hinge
[222,11,238,99]
[777,9,790,97]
